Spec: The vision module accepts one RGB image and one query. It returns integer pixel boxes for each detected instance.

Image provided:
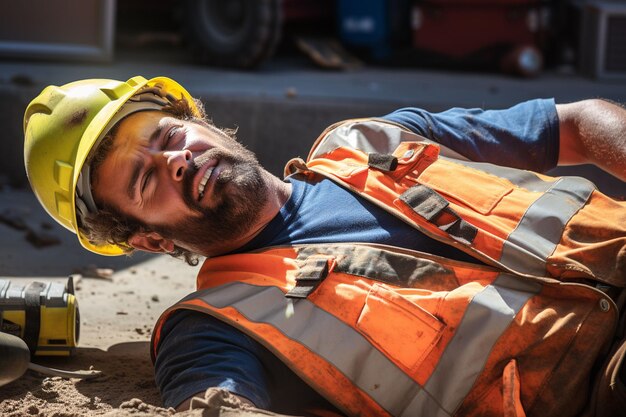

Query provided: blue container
[338,0,389,48]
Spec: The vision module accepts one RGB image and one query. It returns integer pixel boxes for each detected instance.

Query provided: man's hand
[176,388,299,416]
[557,99,626,181]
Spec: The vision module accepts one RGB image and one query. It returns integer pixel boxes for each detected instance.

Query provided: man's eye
[141,168,154,194]
[165,125,182,147]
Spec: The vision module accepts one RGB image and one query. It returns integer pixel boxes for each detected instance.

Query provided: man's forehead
[112,111,166,147]
[117,110,165,133]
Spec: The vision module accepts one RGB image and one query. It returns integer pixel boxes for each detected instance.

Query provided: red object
[283,0,334,21]
[411,0,548,59]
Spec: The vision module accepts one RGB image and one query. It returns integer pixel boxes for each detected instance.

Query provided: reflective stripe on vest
[439,158,596,276]
[499,176,595,276]
[188,273,540,416]
[406,274,540,416]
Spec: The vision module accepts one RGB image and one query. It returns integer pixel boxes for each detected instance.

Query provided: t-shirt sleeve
[382,98,560,173]
[154,309,271,409]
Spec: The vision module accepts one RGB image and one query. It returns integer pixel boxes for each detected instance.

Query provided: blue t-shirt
[235,175,482,263]
[154,99,560,412]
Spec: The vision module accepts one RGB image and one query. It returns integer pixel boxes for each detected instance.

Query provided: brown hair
[80,97,227,266]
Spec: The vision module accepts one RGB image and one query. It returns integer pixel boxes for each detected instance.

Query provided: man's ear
[128,231,175,254]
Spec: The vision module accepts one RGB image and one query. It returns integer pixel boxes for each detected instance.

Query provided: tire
[183,0,282,69]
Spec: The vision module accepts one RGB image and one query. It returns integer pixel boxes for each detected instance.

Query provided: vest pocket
[420,161,513,215]
[356,284,444,374]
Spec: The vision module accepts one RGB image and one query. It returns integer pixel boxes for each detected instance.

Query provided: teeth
[198,167,214,200]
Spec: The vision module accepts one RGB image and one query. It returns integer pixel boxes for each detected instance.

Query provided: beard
[151,142,269,255]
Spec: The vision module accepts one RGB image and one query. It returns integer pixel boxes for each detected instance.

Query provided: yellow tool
[0,276,79,356]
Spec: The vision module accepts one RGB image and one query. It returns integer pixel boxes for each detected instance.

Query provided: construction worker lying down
[23,76,625,417]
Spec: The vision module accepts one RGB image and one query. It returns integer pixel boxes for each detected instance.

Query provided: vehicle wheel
[183,0,282,68]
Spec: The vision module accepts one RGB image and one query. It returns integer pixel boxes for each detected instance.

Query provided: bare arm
[556,99,626,181]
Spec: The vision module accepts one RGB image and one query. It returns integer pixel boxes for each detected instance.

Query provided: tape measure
[0,277,79,356]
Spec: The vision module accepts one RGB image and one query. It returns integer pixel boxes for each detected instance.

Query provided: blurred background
[1,0,623,76]
[0,0,625,194]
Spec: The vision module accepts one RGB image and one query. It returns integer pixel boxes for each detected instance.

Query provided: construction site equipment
[409,0,550,76]
[183,0,282,68]
[0,277,79,356]
[0,277,102,387]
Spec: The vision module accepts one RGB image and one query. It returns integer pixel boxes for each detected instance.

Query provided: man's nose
[163,149,192,181]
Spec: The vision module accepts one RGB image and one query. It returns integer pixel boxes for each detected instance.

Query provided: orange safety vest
[152,119,625,417]
[286,118,626,286]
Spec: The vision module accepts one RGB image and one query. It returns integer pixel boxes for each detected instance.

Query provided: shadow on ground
[0,342,163,414]
[0,188,157,277]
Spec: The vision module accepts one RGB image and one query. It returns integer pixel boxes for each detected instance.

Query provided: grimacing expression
[91,110,268,255]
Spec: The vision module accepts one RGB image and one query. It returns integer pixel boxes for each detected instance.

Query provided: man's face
[92,110,268,256]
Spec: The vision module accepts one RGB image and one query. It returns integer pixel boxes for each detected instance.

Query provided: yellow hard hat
[23,75,199,255]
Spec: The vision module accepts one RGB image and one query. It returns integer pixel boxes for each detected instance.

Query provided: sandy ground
[0,187,213,416]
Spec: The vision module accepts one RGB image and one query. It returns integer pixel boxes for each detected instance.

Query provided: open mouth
[198,166,215,201]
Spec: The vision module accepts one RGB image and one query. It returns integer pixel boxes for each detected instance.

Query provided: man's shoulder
[310,118,426,160]
[309,117,472,163]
